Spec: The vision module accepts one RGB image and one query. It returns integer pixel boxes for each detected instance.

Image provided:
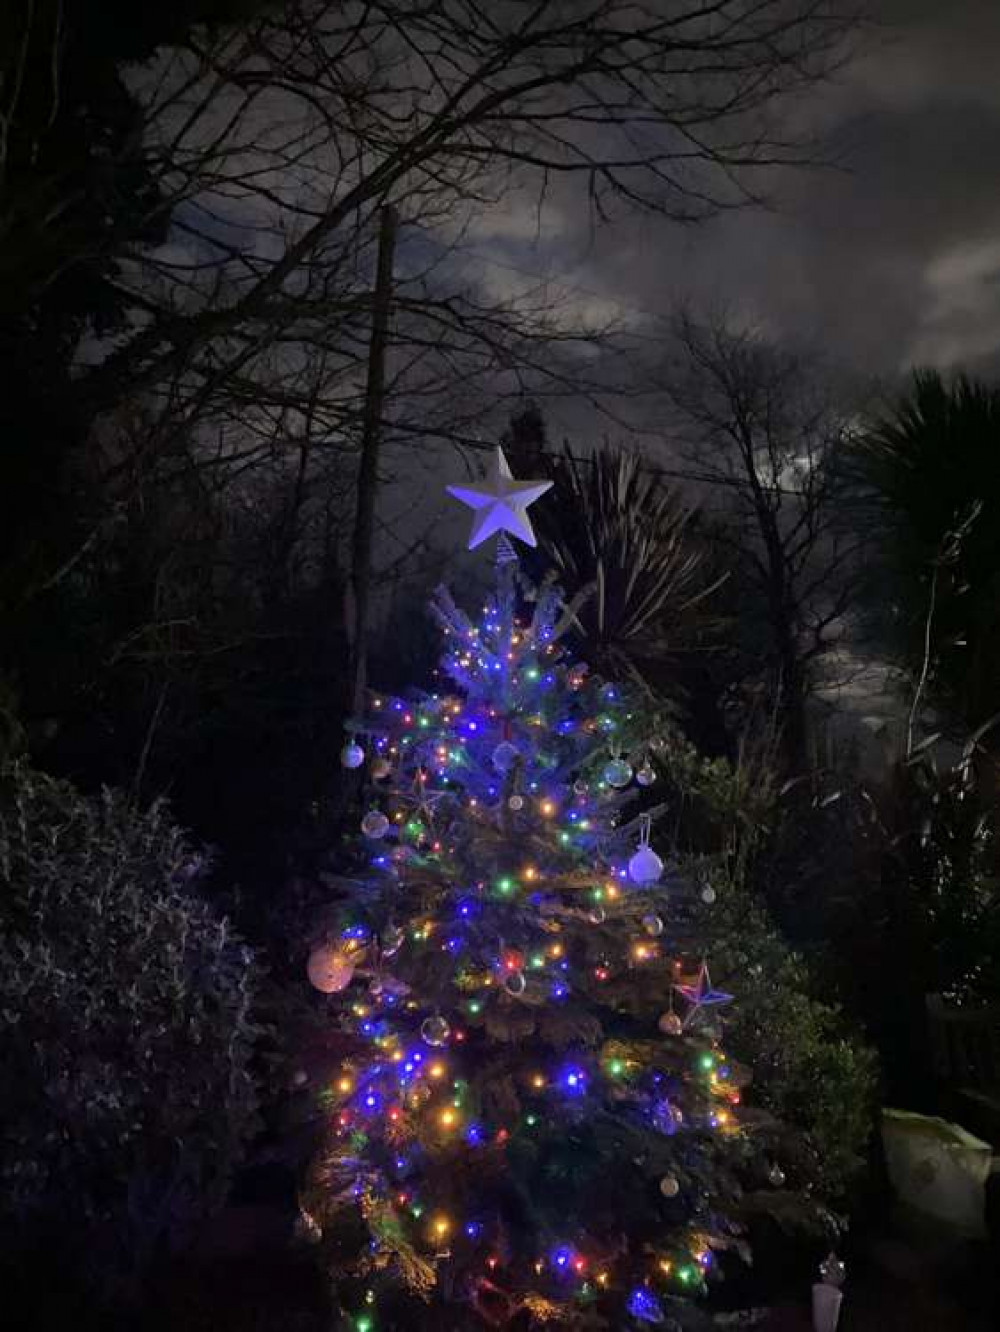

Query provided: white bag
[881,1107,994,1236]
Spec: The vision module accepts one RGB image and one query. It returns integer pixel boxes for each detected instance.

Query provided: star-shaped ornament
[447,446,553,549]
[674,962,733,1028]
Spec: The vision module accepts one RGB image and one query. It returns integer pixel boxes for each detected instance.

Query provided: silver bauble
[642,913,664,937]
[636,763,657,787]
[492,741,520,774]
[361,810,390,838]
[341,741,365,769]
[658,1011,683,1036]
[602,758,633,788]
[421,1014,451,1047]
[503,970,527,996]
[508,794,525,811]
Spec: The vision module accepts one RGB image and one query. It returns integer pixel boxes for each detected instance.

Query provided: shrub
[0,764,262,1295]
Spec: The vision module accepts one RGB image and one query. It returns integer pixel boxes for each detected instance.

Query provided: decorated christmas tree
[303,451,783,1330]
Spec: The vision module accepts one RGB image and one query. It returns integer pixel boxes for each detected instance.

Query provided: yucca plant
[527,443,725,686]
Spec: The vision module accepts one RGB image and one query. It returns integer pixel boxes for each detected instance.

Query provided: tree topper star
[447,446,553,550]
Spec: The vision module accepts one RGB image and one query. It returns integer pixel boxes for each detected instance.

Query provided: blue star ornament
[447,446,553,550]
[674,962,733,1028]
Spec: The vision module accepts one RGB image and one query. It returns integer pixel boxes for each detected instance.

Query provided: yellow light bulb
[531,1074,546,1090]
[439,1107,458,1129]
[431,1214,451,1239]
[429,1062,446,1080]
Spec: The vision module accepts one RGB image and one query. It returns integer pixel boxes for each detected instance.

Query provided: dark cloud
[477,0,1000,383]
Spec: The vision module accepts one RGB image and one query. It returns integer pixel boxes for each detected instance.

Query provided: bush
[704,888,877,1197]
[0,764,263,1296]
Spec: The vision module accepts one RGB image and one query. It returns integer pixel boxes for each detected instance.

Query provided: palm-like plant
[527,444,725,686]
[854,370,1000,750]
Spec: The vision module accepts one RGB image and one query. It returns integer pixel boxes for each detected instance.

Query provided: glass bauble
[629,845,663,884]
[602,757,633,788]
[503,970,527,996]
[573,779,589,796]
[658,1011,683,1036]
[659,1174,680,1197]
[701,886,717,905]
[768,1163,786,1188]
[370,756,392,780]
[306,945,354,993]
[508,794,524,811]
[636,762,656,787]
[492,741,520,774]
[361,810,389,838]
[341,740,365,769]
[421,1014,450,1046]
[589,906,606,924]
[642,913,663,936]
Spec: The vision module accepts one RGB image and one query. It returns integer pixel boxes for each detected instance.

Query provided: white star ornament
[447,446,553,549]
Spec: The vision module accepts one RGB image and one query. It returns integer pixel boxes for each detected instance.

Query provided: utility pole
[348,204,398,717]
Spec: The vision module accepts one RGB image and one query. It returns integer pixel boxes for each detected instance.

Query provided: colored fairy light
[465,1221,482,1238]
[439,1107,458,1128]
[553,1246,572,1270]
[627,1288,664,1322]
[562,1066,586,1095]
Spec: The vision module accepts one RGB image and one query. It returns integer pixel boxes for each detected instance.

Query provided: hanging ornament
[573,778,589,796]
[603,757,633,788]
[659,1173,680,1198]
[768,1163,786,1188]
[567,664,588,691]
[629,813,662,885]
[370,756,392,780]
[588,906,606,925]
[291,1068,309,1088]
[700,886,717,905]
[421,1014,451,1047]
[492,741,520,774]
[369,976,384,997]
[361,809,390,839]
[674,962,733,1024]
[636,762,657,787]
[658,1011,683,1036]
[503,970,526,996]
[341,739,365,769]
[382,924,405,957]
[641,913,663,937]
[507,794,524,811]
[306,944,355,993]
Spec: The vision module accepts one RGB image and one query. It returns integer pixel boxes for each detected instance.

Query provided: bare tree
[666,312,862,772]
[69,0,862,489]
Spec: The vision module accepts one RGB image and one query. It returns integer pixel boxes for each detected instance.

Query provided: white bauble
[628,845,663,885]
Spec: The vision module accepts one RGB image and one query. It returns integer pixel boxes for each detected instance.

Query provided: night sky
[459,0,1000,380]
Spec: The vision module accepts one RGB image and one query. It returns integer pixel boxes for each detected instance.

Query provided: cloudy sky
[453,0,1000,385]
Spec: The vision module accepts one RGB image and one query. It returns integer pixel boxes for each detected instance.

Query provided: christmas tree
[304,452,766,1330]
